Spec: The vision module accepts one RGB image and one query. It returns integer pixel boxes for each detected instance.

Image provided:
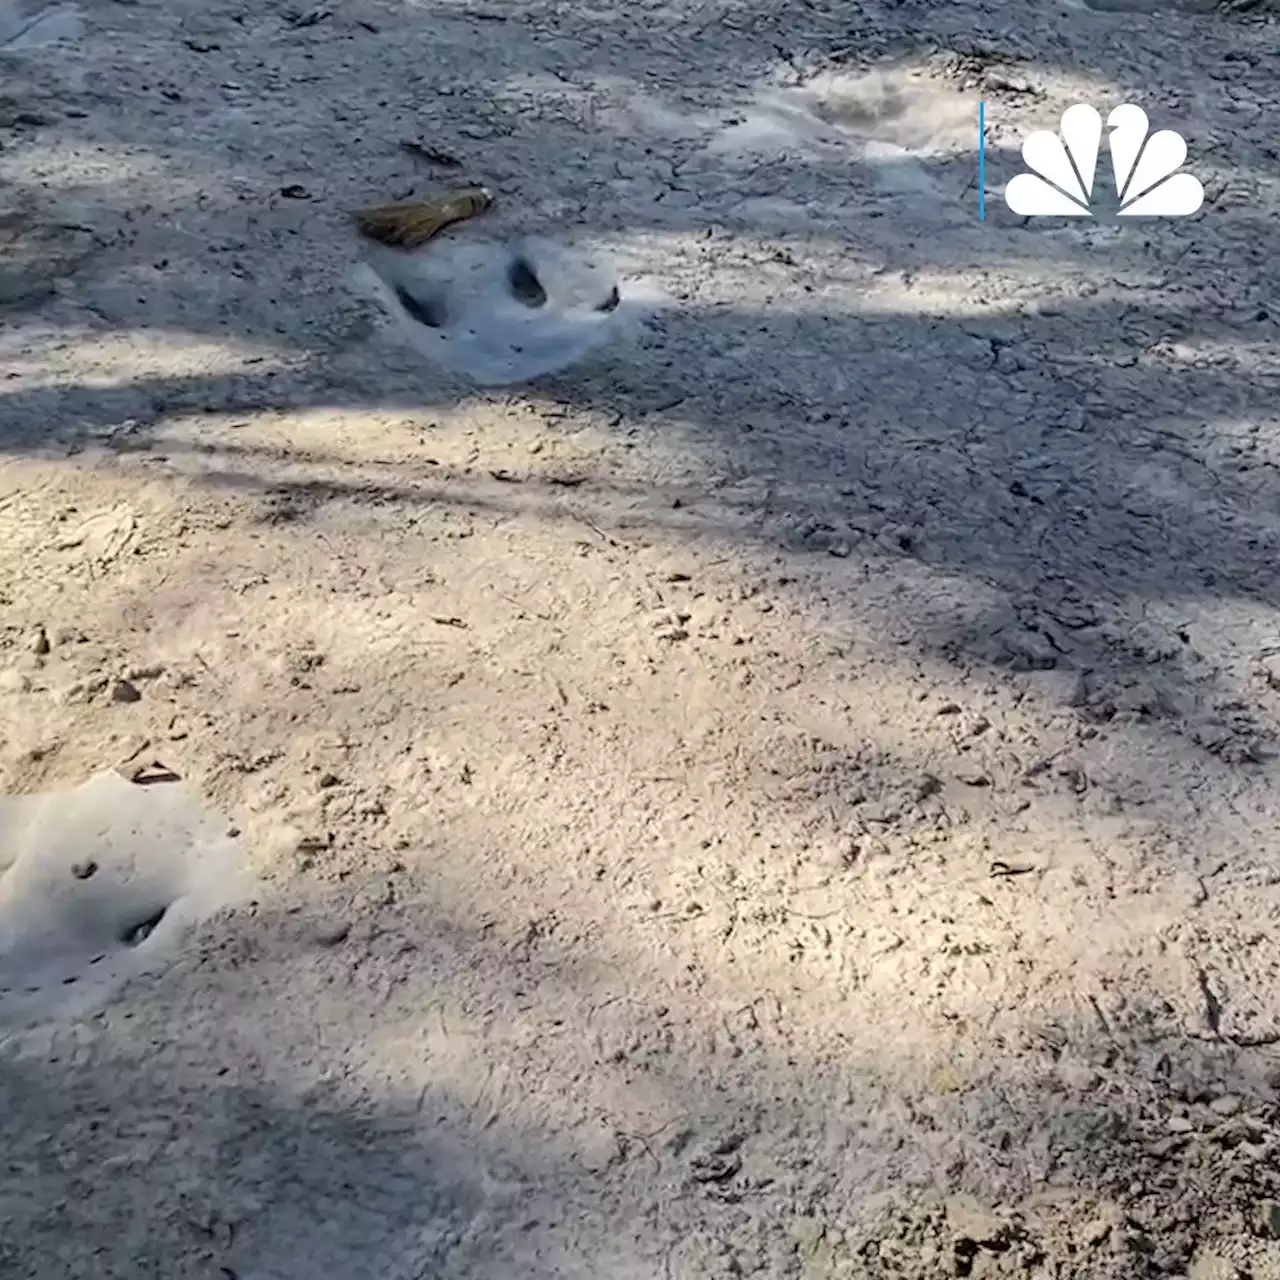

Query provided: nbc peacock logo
[1004,103,1204,218]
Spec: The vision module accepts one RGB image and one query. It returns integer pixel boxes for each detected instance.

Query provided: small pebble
[110,679,142,704]
[312,921,351,947]
[70,860,98,880]
[1254,1199,1280,1239]
[365,879,395,908]
[985,72,1032,93]
[0,669,32,694]
[27,627,50,655]
[1079,1216,1112,1246]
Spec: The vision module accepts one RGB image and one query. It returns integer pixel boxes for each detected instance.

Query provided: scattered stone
[0,214,97,307]
[0,668,32,694]
[1209,1116,1264,1149]
[53,677,105,706]
[1149,1132,1192,1157]
[1078,1214,1114,1247]
[1189,1250,1246,1280]
[1253,1199,1280,1239]
[1050,598,1099,630]
[399,139,462,167]
[1002,625,1058,671]
[1259,653,1280,690]
[27,627,49,655]
[286,4,331,27]
[70,859,97,880]
[789,1216,826,1256]
[690,1141,742,1183]
[790,1216,825,1246]
[311,920,351,947]
[286,649,325,673]
[799,522,841,553]
[1167,1114,1194,1133]
[876,524,915,555]
[110,678,142,704]
[363,878,395,909]
[933,1064,963,1093]
[915,773,942,802]
[1067,669,1091,708]
[317,771,341,789]
[836,834,861,868]
[944,1194,1011,1249]
[13,650,44,673]
[1209,1094,1242,1117]
[1058,762,1089,794]
[985,71,1033,93]
[800,1235,840,1280]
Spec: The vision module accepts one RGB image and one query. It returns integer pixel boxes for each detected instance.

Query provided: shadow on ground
[4,0,1278,719]
[4,4,1280,1272]
[4,273,1279,779]
[2,885,1278,1279]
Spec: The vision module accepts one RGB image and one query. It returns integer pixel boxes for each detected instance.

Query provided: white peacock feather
[1004,101,1204,218]
[1105,104,1204,217]
[1004,104,1101,217]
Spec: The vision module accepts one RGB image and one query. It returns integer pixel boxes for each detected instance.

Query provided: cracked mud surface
[3,0,1280,1275]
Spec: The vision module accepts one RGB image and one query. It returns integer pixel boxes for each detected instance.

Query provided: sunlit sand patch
[0,142,249,221]
[0,327,293,390]
[1,144,177,188]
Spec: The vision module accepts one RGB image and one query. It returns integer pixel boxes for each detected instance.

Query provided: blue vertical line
[979,101,986,221]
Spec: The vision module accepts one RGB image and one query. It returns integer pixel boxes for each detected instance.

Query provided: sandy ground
[4,0,1280,1274]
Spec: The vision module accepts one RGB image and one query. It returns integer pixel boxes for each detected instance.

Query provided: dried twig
[399,140,463,168]
[352,187,493,249]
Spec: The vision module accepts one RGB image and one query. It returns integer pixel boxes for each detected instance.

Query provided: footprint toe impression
[393,283,448,329]
[119,904,169,947]
[506,255,548,307]
[0,770,247,1029]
